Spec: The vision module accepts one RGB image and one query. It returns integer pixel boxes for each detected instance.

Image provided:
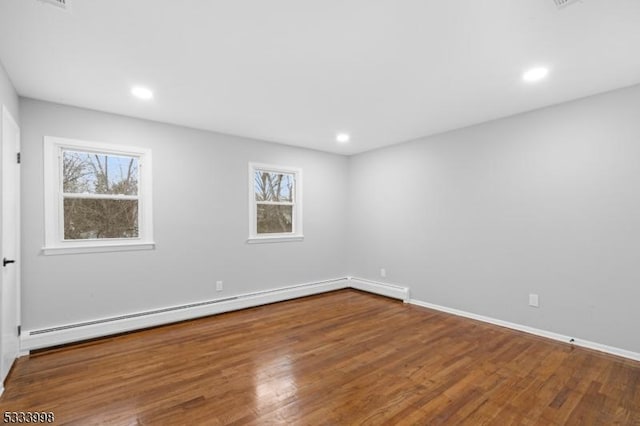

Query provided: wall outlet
[216,280,223,292]
[380,268,386,278]
[529,293,539,308]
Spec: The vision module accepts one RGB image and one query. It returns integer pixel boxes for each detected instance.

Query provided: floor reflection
[253,353,298,410]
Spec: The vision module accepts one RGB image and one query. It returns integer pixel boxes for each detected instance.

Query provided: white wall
[20,98,349,330]
[0,61,19,122]
[348,84,640,354]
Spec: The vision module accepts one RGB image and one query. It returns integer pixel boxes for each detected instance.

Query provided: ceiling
[1,0,639,155]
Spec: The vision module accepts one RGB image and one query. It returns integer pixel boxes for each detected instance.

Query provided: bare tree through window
[254,170,294,234]
[62,150,139,239]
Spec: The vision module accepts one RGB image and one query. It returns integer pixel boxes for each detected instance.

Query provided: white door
[1,105,20,389]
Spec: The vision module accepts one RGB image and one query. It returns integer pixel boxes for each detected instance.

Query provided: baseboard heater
[29,295,242,336]
[21,277,409,352]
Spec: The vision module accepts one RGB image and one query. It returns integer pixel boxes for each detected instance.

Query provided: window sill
[42,242,156,256]
[247,235,304,244]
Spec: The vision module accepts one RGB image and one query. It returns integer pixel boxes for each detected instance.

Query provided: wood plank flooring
[1,289,639,425]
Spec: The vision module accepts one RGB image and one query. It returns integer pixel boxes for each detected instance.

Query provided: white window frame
[43,136,155,255]
[248,162,303,243]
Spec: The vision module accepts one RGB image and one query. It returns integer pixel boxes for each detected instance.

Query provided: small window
[248,163,303,243]
[43,137,154,255]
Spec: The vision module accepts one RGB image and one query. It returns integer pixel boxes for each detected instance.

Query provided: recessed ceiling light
[131,86,154,100]
[336,133,350,143]
[522,67,549,83]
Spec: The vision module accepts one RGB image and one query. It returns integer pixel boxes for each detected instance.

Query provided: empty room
[0,0,639,424]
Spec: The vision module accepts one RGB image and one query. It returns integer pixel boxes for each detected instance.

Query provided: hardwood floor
[1,289,639,425]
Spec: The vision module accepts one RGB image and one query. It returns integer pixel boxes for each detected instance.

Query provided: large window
[248,163,303,243]
[43,137,154,254]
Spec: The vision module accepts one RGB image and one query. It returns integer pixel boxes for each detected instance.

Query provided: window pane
[257,204,293,234]
[254,171,294,202]
[63,150,139,195]
[64,198,139,239]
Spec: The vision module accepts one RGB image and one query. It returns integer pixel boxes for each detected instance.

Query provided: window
[248,163,303,243]
[43,137,154,254]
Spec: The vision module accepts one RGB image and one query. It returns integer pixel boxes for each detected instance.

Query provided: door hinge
[18,325,21,336]
[17,152,21,164]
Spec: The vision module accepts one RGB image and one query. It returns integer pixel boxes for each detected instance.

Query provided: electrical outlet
[380,268,386,278]
[216,280,223,292]
[529,294,539,308]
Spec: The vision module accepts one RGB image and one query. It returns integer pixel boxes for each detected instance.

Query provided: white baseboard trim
[348,277,410,302]
[21,278,350,352]
[20,277,409,352]
[410,298,640,362]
